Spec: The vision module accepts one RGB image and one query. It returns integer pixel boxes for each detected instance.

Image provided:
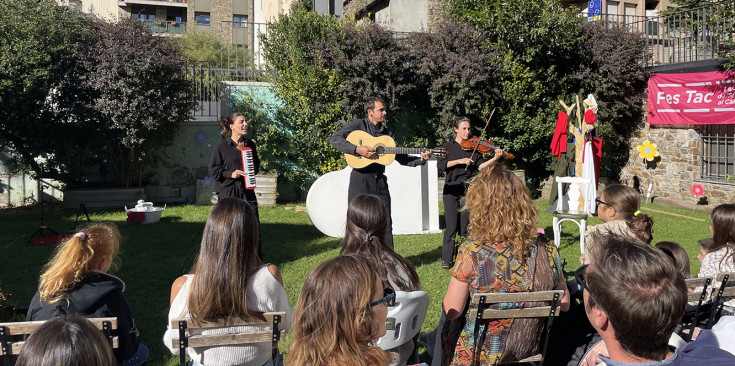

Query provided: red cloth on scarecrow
[583,137,603,189]
[550,111,568,159]
[584,109,596,125]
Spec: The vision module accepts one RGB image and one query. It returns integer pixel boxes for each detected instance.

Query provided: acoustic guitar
[344,130,446,169]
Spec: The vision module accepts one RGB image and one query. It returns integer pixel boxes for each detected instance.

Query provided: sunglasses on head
[369,287,396,307]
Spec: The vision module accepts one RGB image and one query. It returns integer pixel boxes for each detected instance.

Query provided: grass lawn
[0,200,712,365]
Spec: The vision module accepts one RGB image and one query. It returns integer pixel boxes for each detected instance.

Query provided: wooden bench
[469,290,564,366]
[170,312,286,366]
[0,317,118,361]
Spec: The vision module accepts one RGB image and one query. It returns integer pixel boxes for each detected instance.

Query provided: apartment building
[58,0,294,40]
[563,0,675,19]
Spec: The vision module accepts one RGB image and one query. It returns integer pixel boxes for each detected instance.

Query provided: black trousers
[442,184,469,263]
[348,170,393,249]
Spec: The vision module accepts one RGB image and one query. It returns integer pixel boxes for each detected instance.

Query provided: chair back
[0,317,118,360]
[170,312,285,366]
[555,176,590,214]
[469,290,564,365]
[376,291,430,351]
[683,277,712,340]
[707,272,735,328]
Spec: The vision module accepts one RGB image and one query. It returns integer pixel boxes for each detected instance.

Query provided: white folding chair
[552,176,590,254]
[376,290,430,351]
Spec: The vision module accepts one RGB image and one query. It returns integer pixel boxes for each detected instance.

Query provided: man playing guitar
[330,97,431,248]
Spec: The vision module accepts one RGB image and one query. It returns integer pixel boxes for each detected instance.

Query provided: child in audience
[340,194,421,365]
[27,223,147,366]
[163,197,292,366]
[287,254,391,366]
[697,204,735,316]
[16,314,116,366]
[582,184,654,265]
[656,241,692,279]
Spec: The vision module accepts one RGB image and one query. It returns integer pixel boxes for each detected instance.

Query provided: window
[233,15,248,27]
[195,12,210,25]
[700,124,735,181]
[132,13,154,21]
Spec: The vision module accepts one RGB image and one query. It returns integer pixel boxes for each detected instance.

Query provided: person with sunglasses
[582,184,654,265]
[288,254,393,366]
[441,165,570,365]
[577,234,735,366]
[340,194,422,365]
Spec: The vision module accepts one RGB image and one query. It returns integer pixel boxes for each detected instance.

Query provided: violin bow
[465,108,495,171]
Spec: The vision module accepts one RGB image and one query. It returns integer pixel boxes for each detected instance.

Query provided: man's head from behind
[584,235,687,361]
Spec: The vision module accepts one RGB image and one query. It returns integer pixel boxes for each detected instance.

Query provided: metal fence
[588,5,733,68]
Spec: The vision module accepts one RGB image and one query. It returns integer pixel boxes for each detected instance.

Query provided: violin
[460,137,514,159]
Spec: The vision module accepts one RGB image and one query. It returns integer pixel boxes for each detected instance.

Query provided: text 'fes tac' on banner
[647,71,735,124]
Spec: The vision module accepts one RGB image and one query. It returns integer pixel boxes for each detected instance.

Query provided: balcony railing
[587,5,733,68]
[141,21,187,34]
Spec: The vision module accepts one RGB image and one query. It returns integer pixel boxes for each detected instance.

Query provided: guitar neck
[382,147,427,155]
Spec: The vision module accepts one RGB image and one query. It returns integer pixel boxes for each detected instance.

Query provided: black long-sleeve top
[437,140,486,186]
[330,118,422,174]
[208,137,260,202]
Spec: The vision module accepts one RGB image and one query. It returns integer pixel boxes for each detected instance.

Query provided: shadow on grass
[404,246,442,267]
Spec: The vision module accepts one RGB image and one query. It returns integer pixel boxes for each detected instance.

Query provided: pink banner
[647,71,735,124]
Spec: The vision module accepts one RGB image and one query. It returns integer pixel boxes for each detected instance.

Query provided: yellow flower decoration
[637,140,659,161]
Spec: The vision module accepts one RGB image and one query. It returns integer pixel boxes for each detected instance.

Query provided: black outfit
[330,118,423,248]
[208,137,263,258]
[27,272,141,365]
[437,140,486,265]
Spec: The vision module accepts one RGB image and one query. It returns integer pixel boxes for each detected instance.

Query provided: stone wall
[621,125,735,205]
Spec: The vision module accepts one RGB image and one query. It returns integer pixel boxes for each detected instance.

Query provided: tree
[570,21,648,176]
[177,28,228,66]
[82,20,196,187]
[445,0,583,179]
[0,0,195,187]
[0,0,90,178]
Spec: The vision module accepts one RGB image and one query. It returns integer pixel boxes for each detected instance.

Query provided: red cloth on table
[126,211,145,223]
[550,111,568,159]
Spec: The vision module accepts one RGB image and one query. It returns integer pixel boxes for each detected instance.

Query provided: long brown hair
[709,203,735,267]
[463,164,537,262]
[188,197,263,322]
[340,194,420,291]
[602,184,654,244]
[39,223,121,303]
[287,254,390,366]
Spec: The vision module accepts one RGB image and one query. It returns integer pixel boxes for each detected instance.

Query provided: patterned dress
[442,239,564,366]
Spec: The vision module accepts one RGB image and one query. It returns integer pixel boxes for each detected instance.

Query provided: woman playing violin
[437,117,503,269]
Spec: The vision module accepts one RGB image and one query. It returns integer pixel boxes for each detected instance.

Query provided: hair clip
[73,232,87,241]
[366,234,374,242]
[634,210,641,217]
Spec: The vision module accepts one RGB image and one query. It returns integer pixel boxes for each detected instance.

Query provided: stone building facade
[343,0,444,33]
[621,126,735,206]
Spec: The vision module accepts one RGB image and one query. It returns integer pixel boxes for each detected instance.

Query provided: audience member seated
[26,223,148,366]
[695,316,735,356]
[287,254,391,366]
[697,204,735,316]
[16,314,116,366]
[656,241,692,279]
[582,184,653,265]
[163,197,292,366]
[580,235,735,366]
[340,194,422,366]
[441,164,570,365]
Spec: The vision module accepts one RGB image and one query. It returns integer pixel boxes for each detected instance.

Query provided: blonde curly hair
[463,164,538,262]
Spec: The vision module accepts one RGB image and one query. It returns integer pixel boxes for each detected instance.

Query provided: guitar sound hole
[374,145,385,155]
